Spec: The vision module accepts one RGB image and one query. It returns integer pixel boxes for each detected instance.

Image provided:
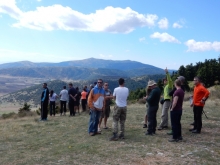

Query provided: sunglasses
[97,82,103,84]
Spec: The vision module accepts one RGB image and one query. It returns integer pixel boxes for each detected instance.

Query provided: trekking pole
[202,110,208,119]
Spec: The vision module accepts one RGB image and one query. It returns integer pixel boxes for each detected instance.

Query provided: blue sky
[0,0,220,69]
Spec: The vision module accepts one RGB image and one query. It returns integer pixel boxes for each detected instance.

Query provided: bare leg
[145,115,148,124]
[104,117,108,128]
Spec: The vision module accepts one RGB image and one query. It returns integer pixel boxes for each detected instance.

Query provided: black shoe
[190,122,195,126]
[143,124,147,128]
[192,130,200,134]
[178,136,183,141]
[168,138,179,142]
[109,133,118,141]
[145,132,153,136]
[118,134,125,139]
[189,128,196,132]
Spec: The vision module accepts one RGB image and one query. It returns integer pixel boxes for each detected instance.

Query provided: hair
[69,83,73,86]
[83,88,87,92]
[50,90,54,96]
[194,76,202,82]
[63,85,66,89]
[97,79,103,83]
[43,83,47,86]
[175,79,182,87]
[76,87,79,91]
[118,78,125,85]
[163,78,167,82]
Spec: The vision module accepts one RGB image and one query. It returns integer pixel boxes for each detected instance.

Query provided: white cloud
[158,18,168,29]
[0,1,159,33]
[37,0,42,2]
[185,39,220,52]
[139,37,145,42]
[150,32,181,43]
[173,23,182,28]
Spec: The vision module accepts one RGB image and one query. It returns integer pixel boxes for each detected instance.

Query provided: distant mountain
[0,58,165,71]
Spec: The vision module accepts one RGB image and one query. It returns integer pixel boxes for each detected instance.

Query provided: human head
[147,80,157,89]
[68,83,73,88]
[89,84,94,89]
[193,76,201,85]
[76,87,79,91]
[63,85,66,89]
[50,90,54,96]
[118,78,125,86]
[43,83,47,88]
[97,79,103,88]
[174,79,181,88]
[103,82,109,90]
[177,76,185,85]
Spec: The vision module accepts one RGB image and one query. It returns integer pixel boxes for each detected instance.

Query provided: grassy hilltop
[0,99,220,164]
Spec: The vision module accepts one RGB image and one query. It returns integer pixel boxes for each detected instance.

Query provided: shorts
[101,106,111,118]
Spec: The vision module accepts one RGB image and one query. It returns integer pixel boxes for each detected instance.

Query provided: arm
[201,87,210,103]
[171,96,179,110]
[88,89,94,109]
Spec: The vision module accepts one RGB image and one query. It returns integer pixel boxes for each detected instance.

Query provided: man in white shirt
[110,78,129,141]
[59,86,68,116]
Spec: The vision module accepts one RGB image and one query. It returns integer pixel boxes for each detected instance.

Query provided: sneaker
[89,132,95,136]
[158,127,163,130]
[168,138,179,142]
[98,128,102,132]
[118,134,125,139]
[109,133,118,141]
[145,132,153,136]
[192,130,200,134]
[143,124,147,128]
[178,136,183,141]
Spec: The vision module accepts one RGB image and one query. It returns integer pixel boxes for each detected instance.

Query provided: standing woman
[81,88,87,112]
[49,90,58,116]
[169,79,185,142]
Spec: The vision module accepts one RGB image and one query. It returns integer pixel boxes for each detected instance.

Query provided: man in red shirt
[190,76,210,133]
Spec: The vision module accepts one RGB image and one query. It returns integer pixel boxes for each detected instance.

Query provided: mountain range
[0,58,174,79]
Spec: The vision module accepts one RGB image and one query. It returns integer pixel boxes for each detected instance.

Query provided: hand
[164,67,168,73]
[190,103,193,107]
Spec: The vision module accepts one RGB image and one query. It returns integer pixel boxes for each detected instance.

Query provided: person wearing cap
[158,68,173,130]
[144,80,161,135]
[189,76,209,134]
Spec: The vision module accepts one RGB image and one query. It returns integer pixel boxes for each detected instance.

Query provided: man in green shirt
[158,68,173,130]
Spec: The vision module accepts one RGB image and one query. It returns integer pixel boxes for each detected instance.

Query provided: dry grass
[0,101,220,165]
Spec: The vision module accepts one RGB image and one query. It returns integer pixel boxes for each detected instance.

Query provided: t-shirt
[172,88,184,111]
[113,87,129,107]
[49,93,57,102]
[68,87,77,101]
[81,91,87,99]
[59,89,68,101]
[105,89,111,107]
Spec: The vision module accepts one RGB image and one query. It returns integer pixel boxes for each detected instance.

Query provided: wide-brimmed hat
[147,80,157,86]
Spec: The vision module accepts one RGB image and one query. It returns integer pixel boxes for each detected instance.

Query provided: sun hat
[147,80,157,87]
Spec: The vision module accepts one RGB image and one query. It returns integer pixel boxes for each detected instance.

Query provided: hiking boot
[118,134,125,139]
[143,124,147,128]
[109,133,118,141]
[145,132,153,136]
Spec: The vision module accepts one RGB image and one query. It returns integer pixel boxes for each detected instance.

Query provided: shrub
[1,112,16,119]
[19,103,31,113]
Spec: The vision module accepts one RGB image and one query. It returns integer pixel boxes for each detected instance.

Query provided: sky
[0,0,220,69]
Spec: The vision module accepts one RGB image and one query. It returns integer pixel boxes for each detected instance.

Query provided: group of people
[40,71,209,142]
[143,68,210,142]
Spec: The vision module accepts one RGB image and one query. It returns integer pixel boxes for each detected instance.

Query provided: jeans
[88,110,101,133]
[193,106,203,132]
[50,101,55,116]
[60,100,67,114]
[147,105,159,134]
[170,110,182,139]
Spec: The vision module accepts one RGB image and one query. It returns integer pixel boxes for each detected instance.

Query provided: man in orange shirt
[190,76,210,134]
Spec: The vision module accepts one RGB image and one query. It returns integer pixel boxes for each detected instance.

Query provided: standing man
[88,79,105,136]
[68,83,77,117]
[109,78,129,141]
[59,85,68,116]
[190,76,209,134]
[158,68,173,130]
[41,83,49,121]
[98,82,112,132]
[144,80,161,135]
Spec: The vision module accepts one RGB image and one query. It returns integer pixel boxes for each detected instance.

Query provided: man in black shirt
[68,83,77,116]
[41,83,49,121]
